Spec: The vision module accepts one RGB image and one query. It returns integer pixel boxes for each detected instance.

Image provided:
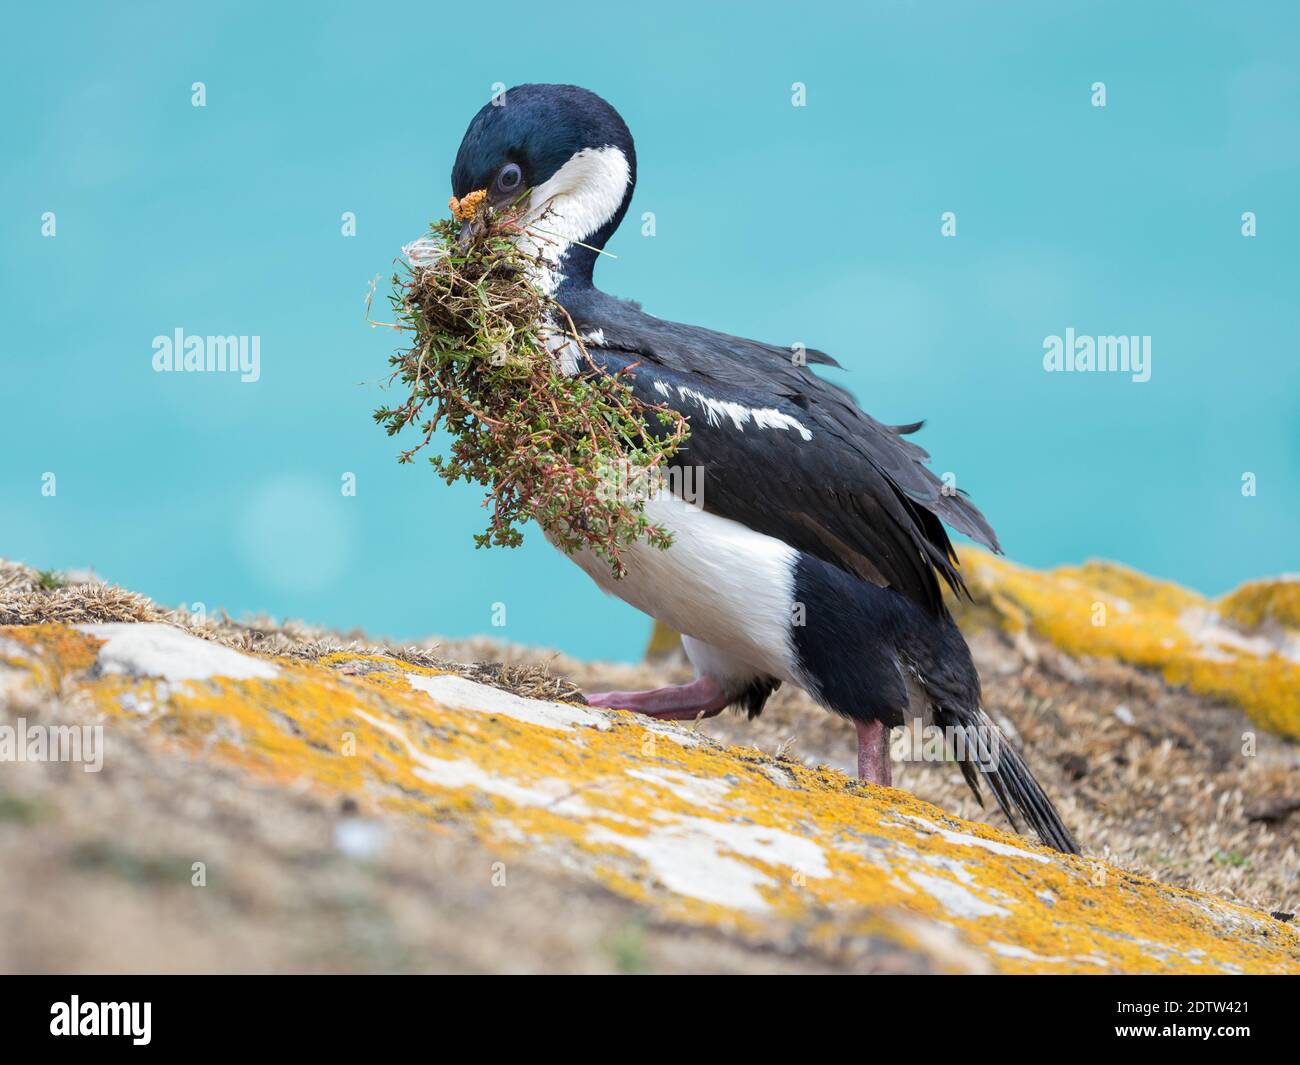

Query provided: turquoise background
[2,1,1297,662]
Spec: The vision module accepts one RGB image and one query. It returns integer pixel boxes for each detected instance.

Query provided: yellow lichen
[959,552,1300,740]
[2,624,104,692]
[4,621,1297,975]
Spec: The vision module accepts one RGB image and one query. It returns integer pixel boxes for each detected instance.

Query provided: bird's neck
[518,146,633,296]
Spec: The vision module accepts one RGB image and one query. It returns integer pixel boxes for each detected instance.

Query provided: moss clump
[1218,578,1300,633]
[373,203,689,578]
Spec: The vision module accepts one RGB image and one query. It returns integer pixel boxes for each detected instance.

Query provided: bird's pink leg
[855,719,893,786]
[586,677,729,720]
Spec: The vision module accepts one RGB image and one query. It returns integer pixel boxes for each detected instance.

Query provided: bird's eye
[495,163,523,194]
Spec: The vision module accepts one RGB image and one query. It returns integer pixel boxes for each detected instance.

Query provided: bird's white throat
[518,145,630,294]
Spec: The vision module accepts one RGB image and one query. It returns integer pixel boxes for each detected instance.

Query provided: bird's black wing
[562,288,1001,617]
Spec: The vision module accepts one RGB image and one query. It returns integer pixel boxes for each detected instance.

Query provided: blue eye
[495,163,523,193]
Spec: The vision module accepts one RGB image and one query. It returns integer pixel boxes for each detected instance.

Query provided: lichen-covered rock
[2,621,1296,974]
[1219,577,1300,635]
[954,553,1300,741]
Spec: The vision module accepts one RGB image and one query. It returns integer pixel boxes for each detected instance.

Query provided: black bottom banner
[0,972,1292,1051]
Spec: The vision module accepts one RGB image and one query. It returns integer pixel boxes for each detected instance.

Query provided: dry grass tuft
[0,584,166,626]
[0,559,580,704]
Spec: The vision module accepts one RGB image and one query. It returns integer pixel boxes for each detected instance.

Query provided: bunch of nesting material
[373,194,689,578]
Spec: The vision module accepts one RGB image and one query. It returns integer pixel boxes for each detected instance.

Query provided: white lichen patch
[405,673,611,733]
[627,716,704,748]
[908,872,1011,919]
[589,816,831,912]
[987,941,1109,968]
[1179,606,1300,663]
[356,709,594,815]
[898,814,1050,862]
[0,636,31,660]
[758,763,798,789]
[625,766,732,807]
[0,637,36,698]
[116,688,170,717]
[1176,895,1276,937]
[76,623,279,682]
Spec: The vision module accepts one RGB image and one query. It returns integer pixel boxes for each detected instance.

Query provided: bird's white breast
[555,492,801,683]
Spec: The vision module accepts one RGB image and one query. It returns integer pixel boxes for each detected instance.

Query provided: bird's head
[450,84,636,292]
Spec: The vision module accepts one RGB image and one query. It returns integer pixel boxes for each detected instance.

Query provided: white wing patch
[675,385,813,441]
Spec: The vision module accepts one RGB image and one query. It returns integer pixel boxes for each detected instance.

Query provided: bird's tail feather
[936,705,1080,855]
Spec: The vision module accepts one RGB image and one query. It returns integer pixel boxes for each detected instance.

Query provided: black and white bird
[449,84,1079,854]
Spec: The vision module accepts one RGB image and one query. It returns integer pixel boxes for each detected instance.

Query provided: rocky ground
[0,555,1297,973]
